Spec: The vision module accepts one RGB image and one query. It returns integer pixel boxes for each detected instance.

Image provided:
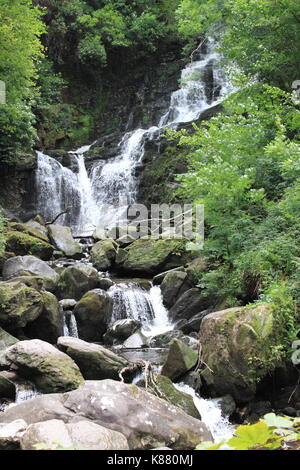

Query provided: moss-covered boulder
[8,222,50,244]
[5,231,54,261]
[199,303,274,403]
[25,292,63,344]
[74,289,113,341]
[48,225,82,258]
[5,340,84,393]
[160,271,192,308]
[2,255,59,282]
[57,337,129,380]
[161,339,198,381]
[148,375,201,420]
[56,264,100,300]
[91,239,117,271]
[115,238,191,276]
[0,283,44,330]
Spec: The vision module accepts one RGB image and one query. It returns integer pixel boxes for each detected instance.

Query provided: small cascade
[109,283,155,326]
[174,383,235,443]
[0,382,39,412]
[63,311,79,338]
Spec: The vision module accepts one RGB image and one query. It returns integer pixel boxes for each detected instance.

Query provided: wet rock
[0,282,44,330]
[169,288,214,322]
[199,304,274,403]
[215,395,236,419]
[149,330,187,348]
[74,289,113,341]
[25,291,63,344]
[161,339,198,382]
[160,271,192,308]
[91,239,118,271]
[5,340,84,393]
[98,277,114,291]
[2,255,59,281]
[103,319,141,345]
[56,264,100,300]
[20,419,129,451]
[48,225,82,258]
[0,380,212,450]
[181,370,202,394]
[175,311,209,335]
[57,337,129,380]
[123,330,148,349]
[152,267,185,286]
[5,231,54,261]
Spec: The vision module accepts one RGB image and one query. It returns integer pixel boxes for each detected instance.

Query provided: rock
[169,288,214,322]
[115,238,190,276]
[175,311,209,334]
[20,419,129,451]
[47,225,82,258]
[5,231,54,261]
[56,264,100,300]
[152,267,185,285]
[148,375,201,420]
[91,239,117,271]
[25,219,49,239]
[8,222,50,243]
[0,252,15,276]
[0,327,18,351]
[0,419,28,450]
[199,303,274,403]
[161,339,198,382]
[2,255,59,281]
[0,375,16,399]
[25,292,63,344]
[123,330,148,348]
[215,395,236,418]
[181,371,202,394]
[59,299,77,310]
[74,289,113,341]
[0,282,44,330]
[103,319,141,345]
[185,257,207,285]
[149,330,187,348]
[5,340,84,393]
[98,277,114,291]
[57,337,129,380]
[1,275,57,293]
[160,271,192,308]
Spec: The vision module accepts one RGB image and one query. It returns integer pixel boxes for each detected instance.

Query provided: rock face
[148,375,201,420]
[57,337,129,380]
[20,419,129,451]
[199,303,274,403]
[115,238,189,276]
[0,375,16,400]
[48,225,82,258]
[175,311,209,334]
[169,288,213,322]
[25,292,63,344]
[160,271,192,308]
[74,289,113,341]
[2,255,59,281]
[103,319,141,345]
[5,340,84,393]
[0,283,43,330]
[0,328,18,351]
[0,380,212,450]
[161,339,198,381]
[5,231,54,261]
[56,264,100,300]
[91,239,117,271]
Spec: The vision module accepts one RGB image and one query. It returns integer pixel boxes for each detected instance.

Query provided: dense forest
[1,0,300,452]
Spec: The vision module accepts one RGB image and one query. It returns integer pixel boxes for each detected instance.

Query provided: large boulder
[152,267,185,285]
[5,340,84,393]
[160,271,192,308]
[169,288,214,322]
[56,264,100,300]
[199,304,274,403]
[0,380,212,450]
[175,311,209,334]
[149,330,191,348]
[74,289,113,341]
[0,420,28,450]
[57,337,129,380]
[148,375,201,420]
[91,239,117,271]
[8,222,50,243]
[25,292,64,344]
[161,339,198,381]
[115,238,191,276]
[2,255,59,282]
[103,319,141,345]
[47,225,82,258]
[5,231,54,261]
[20,419,129,451]
[123,330,148,349]
[0,282,44,330]
[0,328,18,351]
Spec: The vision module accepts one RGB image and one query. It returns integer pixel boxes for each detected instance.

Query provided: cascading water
[35,39,233,234]
[63,311,79,338]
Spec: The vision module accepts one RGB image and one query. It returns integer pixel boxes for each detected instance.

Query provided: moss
[0,283,43,329]
[8,222,49,243]
[5,231,53,261]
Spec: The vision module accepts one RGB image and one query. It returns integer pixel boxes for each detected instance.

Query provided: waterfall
[63,311,79,338]
[0,382,39,412]
[35,39,233,233]
[174,383,235,444]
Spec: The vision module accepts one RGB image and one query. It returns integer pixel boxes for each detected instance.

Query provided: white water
[175,383,235,443]
[35,39,233,234]
[0,383,39,412]
[63,311,79,338]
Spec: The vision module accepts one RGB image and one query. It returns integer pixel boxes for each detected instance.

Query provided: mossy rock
[5,231,53,261]
[161,339,198,381]
[91,239,117,271]
[25,291,63,344]
[199,303,274,403]
[8,222,50,243]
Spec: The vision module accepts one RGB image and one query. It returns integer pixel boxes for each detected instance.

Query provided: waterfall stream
[35,39,233,236]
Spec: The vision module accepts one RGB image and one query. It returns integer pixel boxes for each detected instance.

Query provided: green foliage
[196,413,300,450]
[0,210,6,256]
